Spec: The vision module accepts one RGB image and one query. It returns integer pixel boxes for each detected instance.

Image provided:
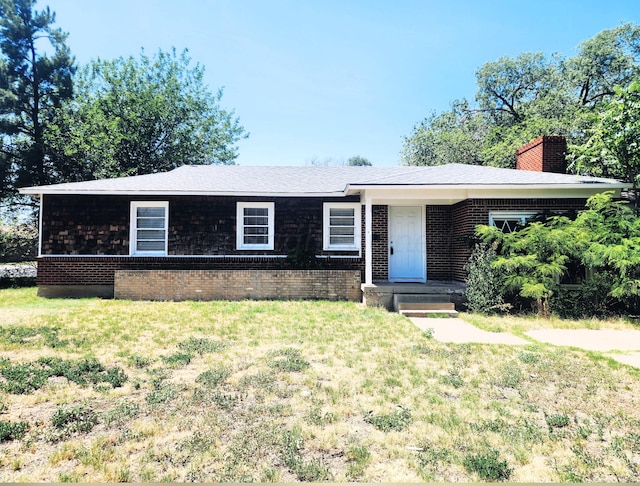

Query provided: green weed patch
[0,420,28,442]
[0,325,67,348]
[463,448,512,481]
[0,356,127,394]
[50,403,98,439]
[267,348,310,372]
[177,336,227,354]
[364,406,412,432]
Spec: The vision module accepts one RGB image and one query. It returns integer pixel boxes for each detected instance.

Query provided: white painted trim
[488,210,537,226]
[38,254,290,259]
[352,185,627,204]
[322,202,361,251]
[38,194,43,257]
[236,202,275,250]
[130,201,169,256]
[20,189,349,197]
[365,198,372,285]
[21,181,630,198]
[388,205,426,283]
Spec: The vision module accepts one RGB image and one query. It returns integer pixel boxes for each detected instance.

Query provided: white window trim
[236,202,275,250]
[323,202,361,251]
[489,211,537,231]
[130,201,169,256]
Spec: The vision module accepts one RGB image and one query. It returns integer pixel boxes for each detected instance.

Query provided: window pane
[137,218,165,229]
[244,235,268,244]
[137,207,165,218]
[244,227,269,236]
[330,236,355,245]
[327,206,355,247]
[137,229,165,240]
[137,240,165,251]
[330,227,354,236]
[244,216,268,226]
[330,208,354,217]
[330,216,355,226]
[494,219,522,233]
[244,207,268,217]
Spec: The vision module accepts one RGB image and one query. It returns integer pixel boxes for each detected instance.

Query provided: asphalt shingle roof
[19,164,625,196]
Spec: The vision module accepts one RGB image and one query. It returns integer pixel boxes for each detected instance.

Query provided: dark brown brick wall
[426,205,452,280]
[42,194,361,257]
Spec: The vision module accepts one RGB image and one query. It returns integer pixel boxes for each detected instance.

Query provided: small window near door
[130,201,168,255]
[489,211,536,233]
[323,203,361,250]
[237,202,274,250]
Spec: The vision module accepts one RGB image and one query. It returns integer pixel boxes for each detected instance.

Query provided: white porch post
[364,197,372,285]
[38,194,43,257]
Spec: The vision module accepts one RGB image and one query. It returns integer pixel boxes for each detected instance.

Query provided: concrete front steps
[393,294,458,318]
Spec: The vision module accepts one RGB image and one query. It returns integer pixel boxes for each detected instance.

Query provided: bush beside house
[0,224,38,288]
[471,192,640,318]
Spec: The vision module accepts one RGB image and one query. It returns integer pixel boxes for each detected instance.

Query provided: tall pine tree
[0,0,75,206]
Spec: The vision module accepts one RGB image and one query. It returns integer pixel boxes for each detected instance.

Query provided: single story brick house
[19,136,628,307]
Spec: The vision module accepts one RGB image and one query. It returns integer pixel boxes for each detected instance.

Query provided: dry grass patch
[0,288,639,481]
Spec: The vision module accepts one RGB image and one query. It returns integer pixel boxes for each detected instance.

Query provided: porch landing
[361,281,466,312]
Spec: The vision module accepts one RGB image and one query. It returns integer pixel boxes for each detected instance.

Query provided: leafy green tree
[477,216,579,317]
[401,100,487,166]
[55,48,247,179]
[570,81,640,204]
[0,0,75,203]
[346,155,372,166]
[567,23,640,107]
[464,241,505,314]
[573,192,640,300]
[475,192,640,316]
[402,24,640,169]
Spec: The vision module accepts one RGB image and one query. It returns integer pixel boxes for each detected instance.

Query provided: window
[323,203,361,250]
[488,211,536,233]
[237,202,274,250]
[130,201,168,255]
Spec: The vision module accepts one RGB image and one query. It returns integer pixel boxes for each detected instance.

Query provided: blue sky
[45,0,640,166]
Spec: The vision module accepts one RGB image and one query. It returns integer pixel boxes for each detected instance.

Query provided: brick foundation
[114,269,361,301]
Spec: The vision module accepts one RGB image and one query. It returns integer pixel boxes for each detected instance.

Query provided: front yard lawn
[0,288,639,482]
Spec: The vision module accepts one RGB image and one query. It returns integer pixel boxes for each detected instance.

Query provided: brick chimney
[516,136,567,173]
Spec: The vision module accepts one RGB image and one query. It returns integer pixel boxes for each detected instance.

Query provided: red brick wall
[372,206,388,281]
[426,205,452,280]
[516,136,567,173]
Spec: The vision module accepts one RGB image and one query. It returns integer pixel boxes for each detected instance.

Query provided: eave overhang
[347,183,629,205]
[20,182,631,201]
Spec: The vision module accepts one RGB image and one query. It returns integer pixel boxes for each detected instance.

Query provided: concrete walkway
[411,317,528,345]
[526,329,640,369]
[410,317,640,368]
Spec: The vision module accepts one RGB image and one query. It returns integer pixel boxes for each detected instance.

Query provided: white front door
[388,206,426,282]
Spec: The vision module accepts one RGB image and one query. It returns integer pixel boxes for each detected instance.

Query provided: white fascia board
[349,184,628,202]
[19,189,349,198]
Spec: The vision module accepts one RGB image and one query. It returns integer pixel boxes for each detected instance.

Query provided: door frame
[388,205,427,283]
